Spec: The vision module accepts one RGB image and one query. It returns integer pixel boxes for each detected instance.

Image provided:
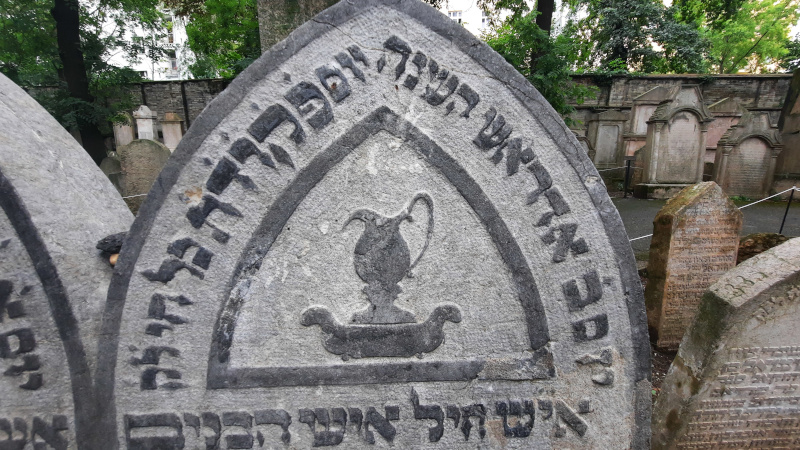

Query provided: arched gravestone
[96,0,651,447]
[0,73,133,447]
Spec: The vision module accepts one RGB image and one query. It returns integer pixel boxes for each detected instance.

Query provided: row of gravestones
[1,0,799,447]
[102,105,182,213]
[113,105,185,152]
[578,84,783,200]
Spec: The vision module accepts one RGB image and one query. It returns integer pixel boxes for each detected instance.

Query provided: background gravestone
[635,85,714,199]
[133,105,157,141]
[713,110,782,199]
[645,182,742,351]
[95,0,651,447]
[117,139,171,213]
[652,237,800,449]
[0,73,133,447]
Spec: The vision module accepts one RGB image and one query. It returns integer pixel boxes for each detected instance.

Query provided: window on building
[481,11,489,27]
[166,20,174,44]
[167,50,178,72]
[448,10,462,23]
[138,70,149,79]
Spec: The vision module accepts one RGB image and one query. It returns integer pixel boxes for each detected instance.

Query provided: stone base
[633,183,694,199]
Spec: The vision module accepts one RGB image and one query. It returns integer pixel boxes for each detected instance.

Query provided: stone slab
[633,183,693,200]
[652,237,800,449]
[0,73,133,447]
[94,0,651,447]
[117,139,171,213]
[645,182,742,350]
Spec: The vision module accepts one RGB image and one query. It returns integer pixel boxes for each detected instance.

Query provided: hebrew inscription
[96,0,650,447]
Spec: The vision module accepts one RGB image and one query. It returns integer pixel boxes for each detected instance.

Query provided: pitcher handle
[406,192,434,275]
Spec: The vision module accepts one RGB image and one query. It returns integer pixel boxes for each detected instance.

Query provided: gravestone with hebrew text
[652,237,800,449]
[645,182,742,351]
[118,139,172,213]
[0,73,133,448]
[93,0,651,447]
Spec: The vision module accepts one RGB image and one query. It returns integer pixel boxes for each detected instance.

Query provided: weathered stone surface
[713,110,782,199]
[95,0,651,447]
[100,154,123,194]
[113,113,135,148]
[737,232,790,264]
[0,73,133,447]
[117,139,171,213]
[639,85,714,188]
[161,111,184,151]
[645,182,742,350]
[652,237,800,449]
[133,105,157,141]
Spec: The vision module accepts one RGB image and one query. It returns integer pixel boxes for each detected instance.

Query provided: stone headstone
[714,110,783,199]
[587,109,628,169]
[161,111,184,152]
[706,97,744,163]
[100,154,123,194]
[645,182,742,350]
[94,0,651,447]
[117,139,171,213]
[133,105,157,141]
[624,86,673,157]
[652,237,800,449]
[0,74,133,447]
[776,68,800,178]
[637,85,714,198]
[113,113,135,148]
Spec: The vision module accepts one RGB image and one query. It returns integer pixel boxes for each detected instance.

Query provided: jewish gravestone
[113,113,135,148]
[161,112,184,152]
[652,237,800,449]
[118,139,172,213]
[133,105,157,141]
[645,182,742,351]
[94,0,651,447]
[0,73,133,447]
[635,85,714,199]
[713,110,782,199]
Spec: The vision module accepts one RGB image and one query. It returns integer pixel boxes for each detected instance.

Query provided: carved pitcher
[344,192,434,324]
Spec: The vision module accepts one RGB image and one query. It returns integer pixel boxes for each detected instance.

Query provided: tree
[675,0,800,73]
[0,0,169,164]
[565,0,708,73]
[163,0,261,78]
[486,11,593,124]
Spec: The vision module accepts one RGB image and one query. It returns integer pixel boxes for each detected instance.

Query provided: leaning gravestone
[95,0,651,447]
[0,73,133,447]
[645,182,742,351]
[118,139,172,213]
[652,237,800,449]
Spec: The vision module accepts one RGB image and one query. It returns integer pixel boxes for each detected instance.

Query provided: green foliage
[675,0,799,73]
[164,0,261,79]
[0,0,169,135]
[485,12,595,124]
[779,35,800,72]
[565,0,708,73]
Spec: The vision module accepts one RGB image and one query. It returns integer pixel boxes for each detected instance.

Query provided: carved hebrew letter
[562,270,603,311]
[364,406,399,444]
[248,104,305,144]
[124,414,184,449]
[31,416,68,450]
[299,408,347,447]
[473,107,512,150]
[496,401,535,438]
[285,81,333,129]
[254,409,291,444]
[411,389,444,442]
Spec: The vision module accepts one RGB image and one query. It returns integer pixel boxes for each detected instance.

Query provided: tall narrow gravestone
[652,237,800,449]
[94,0,651,447]
[0,74,133,447]
[645,182,742,351]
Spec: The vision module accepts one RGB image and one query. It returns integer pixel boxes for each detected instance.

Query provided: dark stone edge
[0,167,94,449]
[98,0,651,447]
